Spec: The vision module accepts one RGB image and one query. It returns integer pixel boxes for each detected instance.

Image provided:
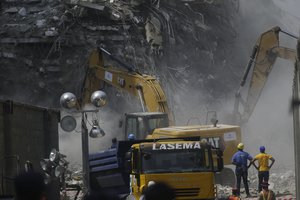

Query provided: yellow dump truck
[89,138,224,200]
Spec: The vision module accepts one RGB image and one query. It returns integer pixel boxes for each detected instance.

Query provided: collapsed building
[0,0,298,199]
[0,0,241,114]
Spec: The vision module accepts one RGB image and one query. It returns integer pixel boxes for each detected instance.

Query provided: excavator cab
[124,112,169,140]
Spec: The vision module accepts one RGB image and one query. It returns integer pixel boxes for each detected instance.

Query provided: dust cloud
[242,59,295,171]
[59,107,124,165]
[58,0,300,173]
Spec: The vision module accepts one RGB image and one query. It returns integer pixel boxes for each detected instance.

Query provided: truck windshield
[141,149,211,173]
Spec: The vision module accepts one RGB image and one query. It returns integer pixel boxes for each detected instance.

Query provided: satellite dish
[60,115,77,132]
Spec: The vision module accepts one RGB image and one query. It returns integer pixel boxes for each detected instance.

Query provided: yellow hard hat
[237,143,244,150]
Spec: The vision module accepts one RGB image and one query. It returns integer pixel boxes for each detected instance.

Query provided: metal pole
[81,112,90,194]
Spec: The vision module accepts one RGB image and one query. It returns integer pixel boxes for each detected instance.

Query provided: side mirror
[125,152,132,160]
[124,160,132,173]
[217,157,224,172]
[213,149,224,172]
[216,150,224,172]
[143,153,151,160]
[216,149,223,157]
[118,119,123,128]
[124,152,132,173]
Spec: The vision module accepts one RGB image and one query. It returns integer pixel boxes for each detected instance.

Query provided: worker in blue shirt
[232,143,253,197]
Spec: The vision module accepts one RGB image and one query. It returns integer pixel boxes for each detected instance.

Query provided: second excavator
[233,26,298,124]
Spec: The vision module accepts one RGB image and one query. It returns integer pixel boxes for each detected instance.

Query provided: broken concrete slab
[45,27,58,37]
[22,0,42,3]
[0,52,16,58]
[81,24,130,31]
[36,19,46,28]
[0,37,53,44]
[5,24,31,33]
[28,7,44,13]
[45,66,61,72]
[18,7,27,16]
[5,0,41,3]
[42,59,60,65]
[23,58,33,66]
[4,7,18,13]
[67,1,105,11]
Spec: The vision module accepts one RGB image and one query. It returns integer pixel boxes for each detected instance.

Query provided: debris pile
[0,0,241,111]
[0,0,89,107]
[217,170,296,199]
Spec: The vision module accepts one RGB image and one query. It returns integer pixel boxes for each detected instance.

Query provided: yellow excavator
[233,26,298,124]
[82,48,172,139]
[81,47,241,172]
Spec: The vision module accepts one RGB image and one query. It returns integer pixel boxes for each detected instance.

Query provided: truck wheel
[215,167,235,186]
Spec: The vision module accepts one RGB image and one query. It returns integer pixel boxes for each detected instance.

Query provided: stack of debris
[217,170,296,199]
[0,0,241,110]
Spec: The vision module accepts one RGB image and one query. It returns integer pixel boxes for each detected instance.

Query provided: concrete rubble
[218,170,296,199]
[0,0,242,111]
[50,166,297,199]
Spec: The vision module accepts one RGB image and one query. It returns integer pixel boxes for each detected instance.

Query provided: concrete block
[18,7,27,16]
[45,27,58,37]
[4,7,18,13]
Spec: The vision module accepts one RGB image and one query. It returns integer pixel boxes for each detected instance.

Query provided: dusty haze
[235,0,300,172]
[59,0,300,174]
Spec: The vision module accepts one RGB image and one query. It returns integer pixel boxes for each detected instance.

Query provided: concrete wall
[0,100,59,195]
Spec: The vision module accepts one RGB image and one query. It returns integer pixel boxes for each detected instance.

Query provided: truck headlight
[148,181,155,187]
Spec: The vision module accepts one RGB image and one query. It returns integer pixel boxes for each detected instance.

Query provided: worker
[128,133,136,141]
[228,188,241,200]
[249,146,275,192]
[257,181,276,200]
[231,143,253,197]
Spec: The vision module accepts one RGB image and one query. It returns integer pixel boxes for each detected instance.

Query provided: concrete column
[293,38,300,200]
[0,103,4,195]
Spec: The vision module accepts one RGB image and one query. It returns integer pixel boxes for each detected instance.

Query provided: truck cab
[129,140,223,200]
[89,138,223,200]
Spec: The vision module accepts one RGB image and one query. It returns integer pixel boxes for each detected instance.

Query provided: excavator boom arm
[81,48,173,122]
[234,26,297,124]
